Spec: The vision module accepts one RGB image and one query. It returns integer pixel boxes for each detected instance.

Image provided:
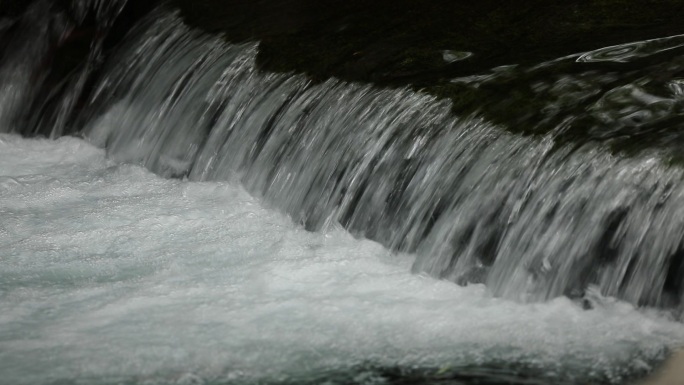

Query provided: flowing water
[3,1,684,384]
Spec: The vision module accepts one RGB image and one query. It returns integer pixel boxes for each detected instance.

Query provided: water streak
[577,33,684,63]
[0,0,128,136]
[2,4,684,310]
[78,11,684,308]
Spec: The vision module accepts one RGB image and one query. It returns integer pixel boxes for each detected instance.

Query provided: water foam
[1,134,683,384]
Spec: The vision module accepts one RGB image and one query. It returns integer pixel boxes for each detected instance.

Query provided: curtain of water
[0,0,128,136]
[3,4,684,310]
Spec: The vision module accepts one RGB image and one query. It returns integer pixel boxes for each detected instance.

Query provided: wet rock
[169,0,684,160]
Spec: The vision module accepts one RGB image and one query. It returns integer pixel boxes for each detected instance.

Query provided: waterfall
[3,2,684,311]
[0,0,129,136]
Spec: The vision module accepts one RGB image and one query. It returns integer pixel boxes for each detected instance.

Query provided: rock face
[0,0,25,17]
[171,0,684,160]
[5,1,684,151]
[174,0,684,83]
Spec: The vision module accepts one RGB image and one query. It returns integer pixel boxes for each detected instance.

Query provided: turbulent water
[2,133,684,385]
[3,0,684,384]
[72,9,684,308]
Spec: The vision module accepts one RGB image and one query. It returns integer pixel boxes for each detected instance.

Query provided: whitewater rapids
[1,133,683,384]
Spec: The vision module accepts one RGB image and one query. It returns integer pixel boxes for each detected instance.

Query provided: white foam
[1,133,683,384]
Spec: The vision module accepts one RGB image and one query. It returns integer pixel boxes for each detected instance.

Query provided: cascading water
[67,8,684,308]
[0,0,129,137]
[3,1,684,384]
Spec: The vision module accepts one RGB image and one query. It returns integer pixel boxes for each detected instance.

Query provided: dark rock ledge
[5,0,684,158]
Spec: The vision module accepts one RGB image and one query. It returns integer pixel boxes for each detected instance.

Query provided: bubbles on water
[1,134,684,385]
